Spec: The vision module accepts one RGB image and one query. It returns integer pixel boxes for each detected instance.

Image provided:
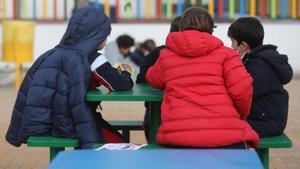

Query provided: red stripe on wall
[13,0,17,19]
[157,0,162,19]
[54,0,57,20]
[261,0,266,18]
[115,0,119,20]
[218,0,224,19]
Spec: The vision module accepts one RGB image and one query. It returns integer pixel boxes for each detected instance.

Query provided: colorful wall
[1,22,300,73]
[0,0,299,22]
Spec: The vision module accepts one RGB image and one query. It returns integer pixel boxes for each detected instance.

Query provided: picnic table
[28,84,292,169]
[87,83,163,143]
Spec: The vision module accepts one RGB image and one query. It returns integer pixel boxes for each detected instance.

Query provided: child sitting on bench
[146,7,259,148]
[6,7,133,148]
[227,17,293,137]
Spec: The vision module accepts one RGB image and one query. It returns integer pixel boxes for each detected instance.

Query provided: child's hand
[119,63,133,75]
[114,63,133,75]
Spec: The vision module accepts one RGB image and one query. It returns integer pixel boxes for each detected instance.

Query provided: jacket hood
[166,30,223,57]
[250,45,293,84]
[59,7,111,57]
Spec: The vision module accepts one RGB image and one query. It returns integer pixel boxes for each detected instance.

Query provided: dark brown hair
[141,39,156,52]
[170,16,182,32]
[228,17,264,49]
[180,7,214,34]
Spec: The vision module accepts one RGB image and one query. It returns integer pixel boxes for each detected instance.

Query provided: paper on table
[95,143,147,151]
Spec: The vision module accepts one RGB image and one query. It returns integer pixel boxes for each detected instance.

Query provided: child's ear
[240,41,249,50]
[240,41,251,54]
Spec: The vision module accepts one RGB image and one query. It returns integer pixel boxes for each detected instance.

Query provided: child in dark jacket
[6,7,133,148]
[136,16,181,141]
[130,39,156,67]
[83,13,134,143]
[228,17,293,137]
[88,50,133,143]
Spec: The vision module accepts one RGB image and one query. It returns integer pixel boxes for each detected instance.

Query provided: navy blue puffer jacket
[244,45,293,137]
[6,7,111,148]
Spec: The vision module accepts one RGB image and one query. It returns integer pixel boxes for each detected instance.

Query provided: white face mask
[237,44,246,59]
[144,51,150,56]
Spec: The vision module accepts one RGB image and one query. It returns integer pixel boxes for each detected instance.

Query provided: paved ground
[0,79,299,169]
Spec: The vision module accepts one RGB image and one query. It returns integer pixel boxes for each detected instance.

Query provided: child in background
[104,34,135,65]
[6,7,133,148]
[146,7,259,148]
[130,39,156,66]
[105,34,139,81]
[228,17,293,137]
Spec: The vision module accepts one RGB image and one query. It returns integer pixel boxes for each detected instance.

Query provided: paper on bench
[95,143,147,150]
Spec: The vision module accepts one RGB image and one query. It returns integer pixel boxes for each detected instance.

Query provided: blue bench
[28,130,292,169]
[141,133,292,169]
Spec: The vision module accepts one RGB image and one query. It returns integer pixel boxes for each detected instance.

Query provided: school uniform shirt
[146,30,259,147]
[243,45,293,137]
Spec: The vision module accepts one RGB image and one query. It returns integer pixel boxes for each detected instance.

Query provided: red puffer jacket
[146,30,259,147]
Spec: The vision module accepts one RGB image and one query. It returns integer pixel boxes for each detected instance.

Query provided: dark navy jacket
[6,7,112,148]
[244,45,293,137]
[136,45,165,84]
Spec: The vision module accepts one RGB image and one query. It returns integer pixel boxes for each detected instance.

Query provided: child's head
[170,16,182,32]
[180,7,214,34]
[141,39,156,52]
[60,7,111,56]
[140,39,156,55]
[116,35,135,56]
[227,17,264,55]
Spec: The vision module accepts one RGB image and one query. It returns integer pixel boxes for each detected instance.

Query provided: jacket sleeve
[70,97,103,148]
[68,58,102,148]
[223,51,253,119]
[91,55,134,91]
[146,56,165,89]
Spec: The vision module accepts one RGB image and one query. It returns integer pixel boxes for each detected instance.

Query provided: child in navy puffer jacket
[228,17,293,137]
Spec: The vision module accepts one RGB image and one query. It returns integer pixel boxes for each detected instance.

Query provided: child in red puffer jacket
[146,7,259,149]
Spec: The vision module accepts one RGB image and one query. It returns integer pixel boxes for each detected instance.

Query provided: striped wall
[0,0,74,20]
[0,0,299,21]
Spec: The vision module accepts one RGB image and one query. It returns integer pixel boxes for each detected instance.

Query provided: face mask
[237,44,246,59]
[144,51,150,56]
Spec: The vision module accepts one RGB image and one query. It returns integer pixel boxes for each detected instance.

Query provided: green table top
[87,84,163,101]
